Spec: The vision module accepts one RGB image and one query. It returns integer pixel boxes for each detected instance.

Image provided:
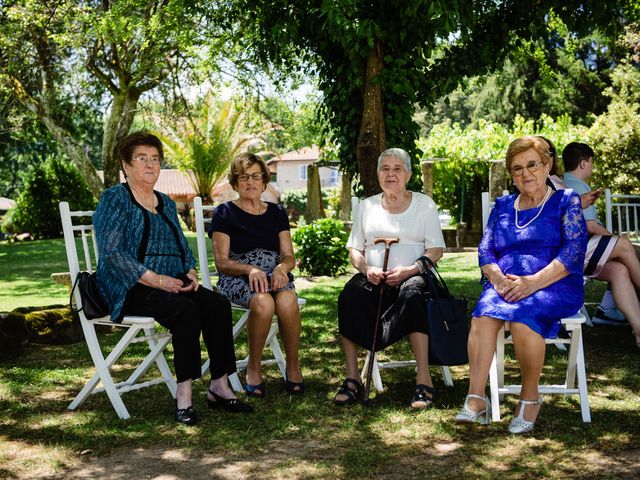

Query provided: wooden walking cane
[363,237,399,404]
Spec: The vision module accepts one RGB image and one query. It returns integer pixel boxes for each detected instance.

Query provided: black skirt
[338,273,430,352]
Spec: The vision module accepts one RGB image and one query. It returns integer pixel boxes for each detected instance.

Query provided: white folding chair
[351,197,454,391]
[193,196,305,393]
[481,192,591,423]
[59,202,176,420]
[489,313,590,422]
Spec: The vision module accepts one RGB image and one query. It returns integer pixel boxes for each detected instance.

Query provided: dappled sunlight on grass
[0,247,639,478]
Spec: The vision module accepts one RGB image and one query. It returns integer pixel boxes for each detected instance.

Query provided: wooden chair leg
[574,328,591,423]
[441,366,453,387]
[489,351,501,421]
[265,322,287,380]
[69,323,131,420]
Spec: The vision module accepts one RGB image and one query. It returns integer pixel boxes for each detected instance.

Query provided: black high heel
[207,389,253,413]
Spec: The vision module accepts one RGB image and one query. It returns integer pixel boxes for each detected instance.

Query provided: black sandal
[333,378,362,406]
[208,389,254,413]
[410,384,435,410]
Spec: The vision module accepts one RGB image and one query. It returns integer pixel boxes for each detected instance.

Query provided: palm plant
[156,95,251,203]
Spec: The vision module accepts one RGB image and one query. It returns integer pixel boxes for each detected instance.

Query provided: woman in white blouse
[333,148,446,408]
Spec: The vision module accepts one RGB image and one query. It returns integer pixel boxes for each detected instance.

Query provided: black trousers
[338,273,430,352]
[123,284,236,383]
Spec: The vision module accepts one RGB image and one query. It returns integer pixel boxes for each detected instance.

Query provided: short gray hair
[377,148,412,172]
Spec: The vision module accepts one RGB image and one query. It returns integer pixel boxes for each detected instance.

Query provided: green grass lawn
[0,234,211,311]
[1,248,639,478]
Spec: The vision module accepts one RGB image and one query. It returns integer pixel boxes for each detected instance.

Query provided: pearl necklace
[514,186,552,229]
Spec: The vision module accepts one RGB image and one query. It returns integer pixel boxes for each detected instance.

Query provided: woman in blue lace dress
[455,136,587,434]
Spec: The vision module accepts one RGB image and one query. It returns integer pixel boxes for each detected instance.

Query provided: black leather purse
[70,271,109,320]
[422,257,469,366]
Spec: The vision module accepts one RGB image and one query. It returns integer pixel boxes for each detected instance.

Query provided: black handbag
[70,271,110,319]
[422,257,469,366]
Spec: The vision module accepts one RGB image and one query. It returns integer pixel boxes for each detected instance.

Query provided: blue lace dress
[472,189,587,338]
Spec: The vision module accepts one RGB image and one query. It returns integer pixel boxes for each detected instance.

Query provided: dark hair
[228,153,270,190]
[561,142,594,172]
[536,135,559,175]
[117,131,165,170]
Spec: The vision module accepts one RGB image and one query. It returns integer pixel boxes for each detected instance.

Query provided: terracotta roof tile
[268,145,319,163]
[97,169,198,199]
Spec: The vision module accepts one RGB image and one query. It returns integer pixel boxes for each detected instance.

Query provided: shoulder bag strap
[422,256,451,298]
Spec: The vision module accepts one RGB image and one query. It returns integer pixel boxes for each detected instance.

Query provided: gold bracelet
[159,275,164,288]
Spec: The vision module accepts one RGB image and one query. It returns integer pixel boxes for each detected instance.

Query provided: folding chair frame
[193,196,304,393]
[488,313,591,423]
[60,202,176,420]
[350,197,454,391]
[481,192,591,423]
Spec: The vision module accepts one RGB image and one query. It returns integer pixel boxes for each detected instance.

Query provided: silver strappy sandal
[454,394,491,425]
[508,395,543,434]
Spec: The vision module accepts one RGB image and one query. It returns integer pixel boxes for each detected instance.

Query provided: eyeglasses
[238,172,265,182]
[510,160,546,177]
[132,155,162,165]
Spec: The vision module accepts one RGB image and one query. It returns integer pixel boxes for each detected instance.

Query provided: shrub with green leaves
[292,218,349,277]
[281,189,307,222]
[7,156,97,239]
[589,61,640,194]
[282,188,332,222]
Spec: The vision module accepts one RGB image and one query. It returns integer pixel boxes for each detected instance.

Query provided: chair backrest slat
[59,201,99,299]
[605,188,640,243]
[193,196,215,290]
[81,230,95,273]
[481,190,510,231]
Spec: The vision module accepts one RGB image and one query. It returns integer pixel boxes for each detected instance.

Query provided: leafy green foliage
[0,0,215,193]
[153,97,248,202]
[220,1,627,195]
[6,157,96,239]
[281,189,308,222]
[588,29,640,194]
[421,25,622,131]
[292,218,349,276]
[417,115,588,223]
[245,95,325,155]
[282,188,337,222]
[323,187,342,219]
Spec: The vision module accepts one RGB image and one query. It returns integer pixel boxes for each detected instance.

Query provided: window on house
[329,169,340,186]
[299,164,308,181]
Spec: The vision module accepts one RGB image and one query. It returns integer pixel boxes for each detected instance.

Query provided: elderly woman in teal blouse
[94,131,252,425]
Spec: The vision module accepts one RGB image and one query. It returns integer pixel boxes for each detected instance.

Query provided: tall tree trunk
[339,169,352,221]
[40,117,105,197]
[102,89,141,187]
[306,164,325,222]
[0,74,104,197]
[357,44,387,197]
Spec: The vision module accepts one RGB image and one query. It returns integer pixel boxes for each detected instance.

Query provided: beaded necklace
[514,186,552,229]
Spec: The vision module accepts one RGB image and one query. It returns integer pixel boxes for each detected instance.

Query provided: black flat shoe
[208,389,254,413]
[285,375,305,395]
[175,405,197,425]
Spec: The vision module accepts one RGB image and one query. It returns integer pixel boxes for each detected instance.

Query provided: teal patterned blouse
[94,183,196,322]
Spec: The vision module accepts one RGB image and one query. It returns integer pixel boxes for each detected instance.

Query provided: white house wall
[274,160,340,192]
